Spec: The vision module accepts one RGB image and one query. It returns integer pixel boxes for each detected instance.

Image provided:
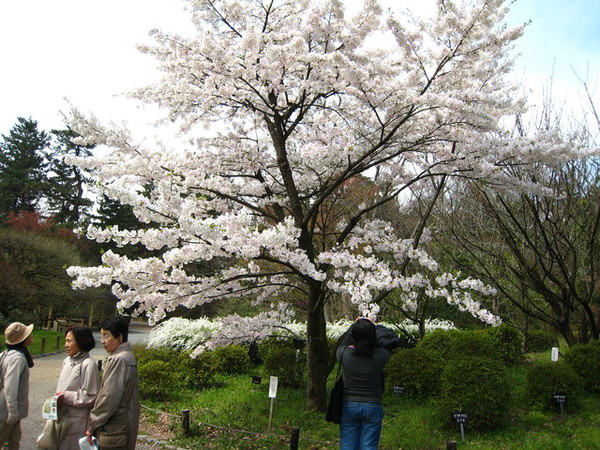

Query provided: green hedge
[138,359,179,400]
[435,356,511,432]
[211,344,252,374]
[386,347,444,397]
[133,344,219,393]
[525,361,583,412]
[524,329,559,353]
[564,342,600,393]
[418,329,499,361]
[485,324,524,366]
[260,337,305,388]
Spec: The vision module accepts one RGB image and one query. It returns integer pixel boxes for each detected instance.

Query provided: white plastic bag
[78,436,98,450]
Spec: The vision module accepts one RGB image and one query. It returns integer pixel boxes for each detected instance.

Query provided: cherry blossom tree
[66,0,585,409]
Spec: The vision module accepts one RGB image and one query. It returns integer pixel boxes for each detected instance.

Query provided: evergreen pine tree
[47,127,94,225]
[0,117,50,217]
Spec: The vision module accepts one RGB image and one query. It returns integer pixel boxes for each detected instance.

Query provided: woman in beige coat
[86,316,140,450]
[55,326,100,450]
[0,322,34,449]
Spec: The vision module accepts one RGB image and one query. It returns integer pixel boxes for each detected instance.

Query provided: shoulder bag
[325,346,347,424]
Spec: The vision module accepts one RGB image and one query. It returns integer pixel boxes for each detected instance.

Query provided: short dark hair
[66,325,96,352]
[99,316,129,342]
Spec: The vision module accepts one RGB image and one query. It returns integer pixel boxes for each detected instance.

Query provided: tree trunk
[46,304,54,329]
[578,308,589,343]
[580,302,599,341]
[557,313,576,347]
[88,301,95,328]
[305,284,329,411]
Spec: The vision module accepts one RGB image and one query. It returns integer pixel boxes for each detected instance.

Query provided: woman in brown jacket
[86,317,140,450]
[55,326,100,450]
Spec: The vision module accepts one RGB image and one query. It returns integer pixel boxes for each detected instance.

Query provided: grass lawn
[28,329,64,356]
[139,366,600,449]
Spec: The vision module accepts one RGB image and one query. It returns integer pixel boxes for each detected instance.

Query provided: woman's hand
[54,392,64,406]
[355,316,374,323]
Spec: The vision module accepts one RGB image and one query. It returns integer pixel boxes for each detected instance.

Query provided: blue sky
[0,0,598,136]
[506,0,600,101]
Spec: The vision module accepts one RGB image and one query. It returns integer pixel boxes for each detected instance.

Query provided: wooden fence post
[289,427,300,450]
[40,337,46,354]
[182,410,190,435]
[56,335,61,349]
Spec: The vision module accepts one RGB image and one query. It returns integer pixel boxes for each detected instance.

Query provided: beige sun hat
[4,322,34,345]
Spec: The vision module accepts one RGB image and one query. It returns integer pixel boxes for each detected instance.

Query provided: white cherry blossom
[66,0,585,408]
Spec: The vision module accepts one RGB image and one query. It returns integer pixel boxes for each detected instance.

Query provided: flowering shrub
[147,317,456,352]
[146,317,221,351]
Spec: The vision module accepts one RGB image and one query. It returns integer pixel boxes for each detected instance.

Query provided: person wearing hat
[0,321,34,449]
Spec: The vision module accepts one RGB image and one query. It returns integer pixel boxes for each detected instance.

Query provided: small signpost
[452,411,469,441]
[267,376,278,432]
[553,393,567,415]
[551,347,559,362]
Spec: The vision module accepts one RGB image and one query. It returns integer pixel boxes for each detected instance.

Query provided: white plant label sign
[269,376,278,399]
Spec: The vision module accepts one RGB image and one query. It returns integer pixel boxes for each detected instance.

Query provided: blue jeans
[339,402,384,450]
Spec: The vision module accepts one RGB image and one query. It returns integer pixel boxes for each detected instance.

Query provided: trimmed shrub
[134,343,219,388]
[261,338,305,388]
[435,356,511,432]
[211,344,252,374]
[134,344,182,367]
[138,359,179,400]
[418,329,499,362]
[564,342,600,393]
[417,329,462,357]
[485,324,524,366]
[180,350,219,388]
[386,347,444,397]
[524,329,559,353]
[525,361,583,412]
[259,336,305,358]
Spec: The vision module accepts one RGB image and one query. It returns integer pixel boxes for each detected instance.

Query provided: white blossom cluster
[146,317,221,351]
[146,316,457,352]
[66,0,585,344]
[190,302,296,356]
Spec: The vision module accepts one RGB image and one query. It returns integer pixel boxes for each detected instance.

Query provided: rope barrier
[140,403,339,447]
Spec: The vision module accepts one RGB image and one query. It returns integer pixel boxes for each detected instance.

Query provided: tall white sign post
[268,376,278,432]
